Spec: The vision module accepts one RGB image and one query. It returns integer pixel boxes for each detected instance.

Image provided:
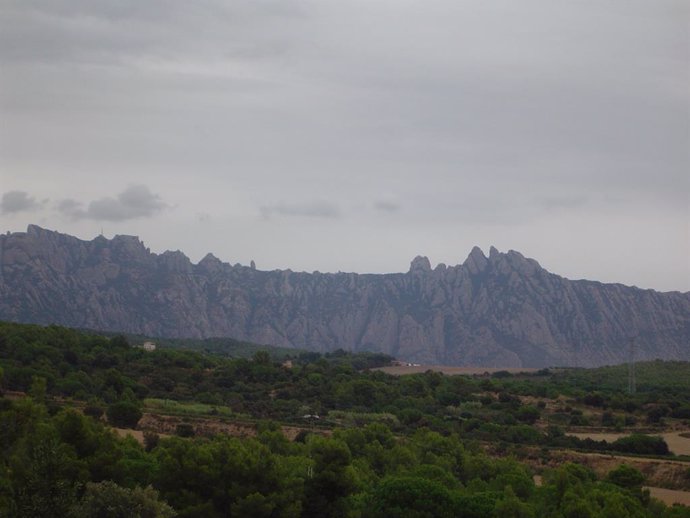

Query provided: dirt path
[663,432,690,456]
[112,427,146,444]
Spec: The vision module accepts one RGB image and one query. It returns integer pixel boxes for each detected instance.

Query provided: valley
[1,321,689,516]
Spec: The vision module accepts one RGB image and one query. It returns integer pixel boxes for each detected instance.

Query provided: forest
[1,321,689,517]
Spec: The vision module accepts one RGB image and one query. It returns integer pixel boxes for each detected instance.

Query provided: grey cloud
[0,0,306,65]
[0,1,687,291]
[58,185,166,221]
[1,190,41,214]
[260,201,340,219]
[373,200,401,212]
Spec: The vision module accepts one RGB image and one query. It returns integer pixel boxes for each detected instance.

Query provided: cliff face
[1,225,688,367]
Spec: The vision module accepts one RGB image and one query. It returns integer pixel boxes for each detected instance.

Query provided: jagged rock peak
[1,225,689,368]
[409,255,432,273]
[27,224,48,236]
[111,233,145,249]
[26,224,72,241]
[198,253,223,272]
[505,249,541,275]
[489,246,500,259]
[159,250,192,272]
[463,246,488,275]
[161,249,189,259]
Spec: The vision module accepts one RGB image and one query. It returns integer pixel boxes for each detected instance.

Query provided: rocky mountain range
[1,225,688,367]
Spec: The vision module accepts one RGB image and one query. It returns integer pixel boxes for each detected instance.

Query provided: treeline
[117,333,302,360]
[1,396,688,517]
[0,322,683,457]
[1,322,690,516]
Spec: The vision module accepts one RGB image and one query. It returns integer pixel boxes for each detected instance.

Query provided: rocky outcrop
[1,225,689,367]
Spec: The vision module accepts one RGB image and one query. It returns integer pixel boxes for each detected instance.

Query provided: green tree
[10,423,81,518]
[606,464,645,490]
[29,375,47,404]
[494,486,534,518]
[70,481,175,518]
[366,476,459,518]
[303,436,357,518]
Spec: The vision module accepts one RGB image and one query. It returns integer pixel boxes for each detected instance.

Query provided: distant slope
[133,335,302,360]
[1,225,688,367]
[89,329,300,360]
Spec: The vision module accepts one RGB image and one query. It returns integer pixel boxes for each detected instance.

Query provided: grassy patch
[144,398,234,418]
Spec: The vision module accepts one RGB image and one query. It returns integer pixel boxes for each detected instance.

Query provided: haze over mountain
[1,225,688,367]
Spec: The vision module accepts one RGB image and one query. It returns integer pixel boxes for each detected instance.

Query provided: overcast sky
[1,0,688,292]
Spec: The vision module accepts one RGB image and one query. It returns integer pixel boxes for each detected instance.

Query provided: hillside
[1,225,688,367]
[3,320,690,516]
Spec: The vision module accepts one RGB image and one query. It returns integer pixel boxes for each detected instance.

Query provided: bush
[175,423,195,438]
[106,401,142,428]
[583,393,605,407]
[70,481,174,518]
[607,464,645,489]
[83,404,104,420]
[144,431,160,452]
[610,434,669,456]
[516,406,541,425]
[646,406,669,424]
[670,406,690,419]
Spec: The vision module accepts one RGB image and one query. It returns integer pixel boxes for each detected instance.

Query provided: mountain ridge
[1,225,688,367]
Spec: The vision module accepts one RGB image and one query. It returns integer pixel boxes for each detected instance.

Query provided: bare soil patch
[662,432,690,456]
[112,427,146,444]
[136,413,328,441]
[519,447,690,491]
[646,487,690,507]
[568,432,628,442]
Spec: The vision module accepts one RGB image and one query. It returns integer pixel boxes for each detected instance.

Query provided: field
[647,487,690,506]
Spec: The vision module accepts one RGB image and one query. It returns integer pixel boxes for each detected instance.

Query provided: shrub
[144,431,160,452]
[583,393,605,407]
[516,406,541,425]
[70,481,174,518]
[606,464,645,489]
[610,434,669,456]
[175,423,195,438]
[106,401,142,428]
[83,404,104,420]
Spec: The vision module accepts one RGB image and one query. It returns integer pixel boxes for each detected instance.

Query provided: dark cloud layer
[1,191,40,214]
[59,185,166,221]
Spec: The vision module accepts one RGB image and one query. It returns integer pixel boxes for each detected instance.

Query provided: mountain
[1,225,688,367]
